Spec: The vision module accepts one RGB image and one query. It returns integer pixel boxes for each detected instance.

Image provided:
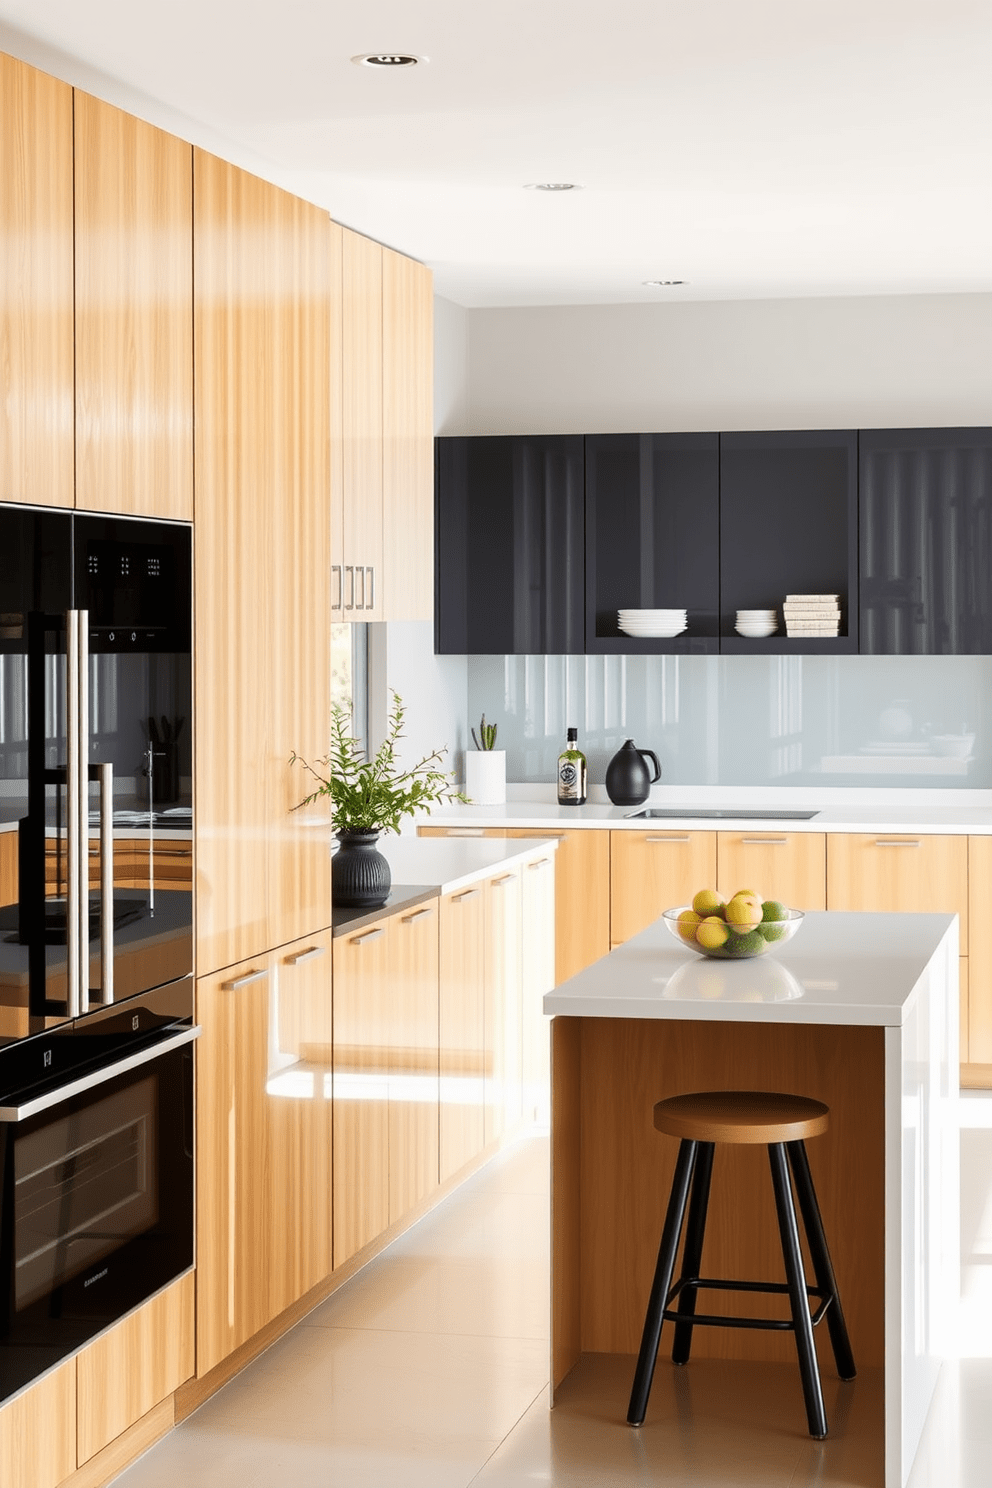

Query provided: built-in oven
[0,979,197,1404]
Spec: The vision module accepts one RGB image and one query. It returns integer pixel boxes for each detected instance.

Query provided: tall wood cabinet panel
[73,92,193,520]
[388,903,440,1222]
[0,1358,75,1488]
[486,869,523,1143]
[717,831,826,911]
[506,828,610,984]
[382,247,434,621]
[196,931,334,1376]
[0,53,74,510]
[968,836,992,1066]
[333,919,391,1266]
[610,829,717,948]
[329,219,345,614]
[76,1272,194,1464]
[341,226,383,619]
[519,849,556,1123]
[439,885,487,1182]
[194,150,331,975]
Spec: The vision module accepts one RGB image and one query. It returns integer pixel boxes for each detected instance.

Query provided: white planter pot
[465,750,506,806]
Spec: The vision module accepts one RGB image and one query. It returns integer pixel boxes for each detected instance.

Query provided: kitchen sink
[627,807,820,820]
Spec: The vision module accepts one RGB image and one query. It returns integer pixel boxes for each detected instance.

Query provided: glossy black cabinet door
[860,428,992,654]
[720,430,859,654]
[585,433,719,653]
[435,435,584,654]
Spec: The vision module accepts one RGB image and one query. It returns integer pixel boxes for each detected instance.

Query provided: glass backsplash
[466,654,991,788]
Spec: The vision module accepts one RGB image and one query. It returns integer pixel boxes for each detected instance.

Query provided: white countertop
[380,834,558,896]
[543,910,958,1027]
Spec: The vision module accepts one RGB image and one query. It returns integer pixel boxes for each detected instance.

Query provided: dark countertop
[331,884,439,937]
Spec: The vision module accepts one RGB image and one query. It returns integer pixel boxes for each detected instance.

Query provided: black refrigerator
[0,506,192,1037]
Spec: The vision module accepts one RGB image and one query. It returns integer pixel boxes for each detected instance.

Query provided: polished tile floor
[114,1094,992,1488]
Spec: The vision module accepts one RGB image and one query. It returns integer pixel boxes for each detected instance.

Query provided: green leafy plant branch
[291,691,466,835]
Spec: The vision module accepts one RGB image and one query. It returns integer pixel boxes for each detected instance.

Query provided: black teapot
[605,739,661,806]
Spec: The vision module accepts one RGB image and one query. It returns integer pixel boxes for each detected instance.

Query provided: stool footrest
[665,1276,833,1333]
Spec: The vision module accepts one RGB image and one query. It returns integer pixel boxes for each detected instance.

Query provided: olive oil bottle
[557,726,587,806]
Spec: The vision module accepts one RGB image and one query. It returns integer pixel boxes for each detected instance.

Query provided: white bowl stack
[735,608,778,638]
[618,608,687,639]
[783,594,841,637]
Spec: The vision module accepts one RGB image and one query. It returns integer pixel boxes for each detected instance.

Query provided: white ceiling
[2,0,991,308]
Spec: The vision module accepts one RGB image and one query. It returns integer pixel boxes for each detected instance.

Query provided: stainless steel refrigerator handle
[78,610,90,1015]
[66,610,81,1018]
[98,762,114,1004]
[0,1024,202,1123]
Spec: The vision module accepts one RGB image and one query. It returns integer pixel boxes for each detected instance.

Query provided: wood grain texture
[653,1090,830,1144]
[0,831,17,907]
[717,831,827,911]
[960,956,970,1066]
[76,1273,194,1464]
[485,870,522,1144]
[439,887,487,1181]
[0,52,74,509]
[341,227,383,618]
[329,219,345,613]
[388,903,440,1223]
[519,852,556,1123]
[968,836,992,1064]
[74,91,193,519]
[333,919,391,1265]
[826,833,968,952]
[382,246,433,621]
[193,149,330,974]
[0,1357,75,1488]
[551,1015,582,1392]
[567,1016,885,1366]
[68,1398,173,1488]
[610,830,717,946]
[506,829,610,983]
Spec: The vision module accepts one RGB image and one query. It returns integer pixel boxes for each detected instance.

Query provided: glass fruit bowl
[661,905,804,959]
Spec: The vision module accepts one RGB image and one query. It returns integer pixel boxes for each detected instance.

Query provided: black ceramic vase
[332,830,391,908]
[605,739,661,806]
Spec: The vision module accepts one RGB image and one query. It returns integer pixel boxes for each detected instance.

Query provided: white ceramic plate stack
[735,608,778,638]
[618,608,687,639]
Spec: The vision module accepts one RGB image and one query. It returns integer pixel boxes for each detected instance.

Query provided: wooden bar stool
[626,1090,856,1439]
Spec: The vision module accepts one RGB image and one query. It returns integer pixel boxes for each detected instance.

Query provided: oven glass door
[0,1032,193,1404]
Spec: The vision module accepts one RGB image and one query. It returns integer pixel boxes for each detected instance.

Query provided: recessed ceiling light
[524,182,582,192]
[352,53,426,68]
[643,279,686,287]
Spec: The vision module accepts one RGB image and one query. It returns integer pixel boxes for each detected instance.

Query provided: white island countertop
[544,910,959,1027]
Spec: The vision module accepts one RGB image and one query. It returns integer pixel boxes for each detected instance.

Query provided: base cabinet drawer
[76,1272,194,1464]
[0,1360,75,1488]
[717,832,826,912]
[610,830,716,947]
[826,834,968,952]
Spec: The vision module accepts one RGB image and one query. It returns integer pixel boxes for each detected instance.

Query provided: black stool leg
[786,1140,857,1382]
[627,1139,697,1426]
[671,1141,715,1366]
[768,1142,828,1440]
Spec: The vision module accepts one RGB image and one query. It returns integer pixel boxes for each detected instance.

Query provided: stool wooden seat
[628,1089,855,1440]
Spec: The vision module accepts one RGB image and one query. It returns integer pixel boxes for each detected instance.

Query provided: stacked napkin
[783,594,841,638]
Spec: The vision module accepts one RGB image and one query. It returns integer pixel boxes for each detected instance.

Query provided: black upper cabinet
[719,430,859,655]
[435,435,584,655]
[585,434,719,654]
[860,428,992,654]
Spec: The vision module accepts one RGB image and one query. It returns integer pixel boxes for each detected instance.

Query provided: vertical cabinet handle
[357,566,367,611]
[331,565,343,611]
[366,566,375,611]
[345,566,355,611]
[98,761,114,1005]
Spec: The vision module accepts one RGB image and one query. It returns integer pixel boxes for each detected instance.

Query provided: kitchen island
[545,911,959,1488]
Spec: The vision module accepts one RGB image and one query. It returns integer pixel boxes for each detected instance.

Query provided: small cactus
[471,714,498,751]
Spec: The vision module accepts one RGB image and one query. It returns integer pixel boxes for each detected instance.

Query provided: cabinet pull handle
[741,836,788,845]
[874,839,921,847]
[351,927,385,945]
[401,906,435,924]
[357,565,367,610]
[344,566,355,611]
[367,566,375,610]
[222,967,269,990]
[438,827,485,837]
[644,835,690,844]
[453,887,480,901]
[491,873,516,887]
[285,945,326,965]
[332,565,343,610]
[528,857,552,870]
[154,846,192,857]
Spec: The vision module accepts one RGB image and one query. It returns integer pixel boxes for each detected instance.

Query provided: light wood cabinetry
[73,92,193,520]
[196,931,334,1376]
[610,830,717,947]
[968,837,992,1067]
[717,831,826,911]
[486,868,523,1143]
[382,246,434,621]
[826,834,968,951]
[439,884,488,1182]
[0,1358,75,1488]
[340,225,384,619]
[0,831,17,907]
[505,828,610,983]
[0,52,74,510]
[76,1272,194,1464]
[388,902,441,1222]
[193,149,331,975]
[520,848,556,1122]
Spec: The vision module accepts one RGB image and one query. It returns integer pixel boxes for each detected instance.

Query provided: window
[330,623,369,752]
